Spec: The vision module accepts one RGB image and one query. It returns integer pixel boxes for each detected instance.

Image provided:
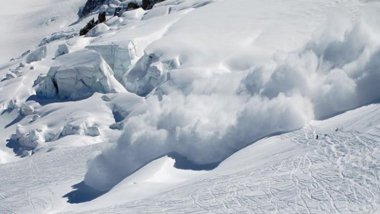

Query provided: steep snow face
[0,0,86,63]
[36,49,126,100]
[84,0,380,191]
[86,42,137,83]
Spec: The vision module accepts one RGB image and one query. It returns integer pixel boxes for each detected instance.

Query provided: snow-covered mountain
[1,0,380,213]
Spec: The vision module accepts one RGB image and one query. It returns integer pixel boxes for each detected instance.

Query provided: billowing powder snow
[1,0,380,201]
[84,2,380,191]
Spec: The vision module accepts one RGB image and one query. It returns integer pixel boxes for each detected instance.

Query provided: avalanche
[0,0,380,213]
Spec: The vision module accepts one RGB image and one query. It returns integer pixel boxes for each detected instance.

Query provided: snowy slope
[73,104,380,213]
[0,0,380,213]
[1,102,379,213]
[0,0,86,63]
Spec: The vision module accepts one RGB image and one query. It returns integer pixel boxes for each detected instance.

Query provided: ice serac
[87,42,137,83]
[55,43,70,57]
[124,53,177,96]
[86,23,110,37]
[26,46,47,63]
[36,49,126,100]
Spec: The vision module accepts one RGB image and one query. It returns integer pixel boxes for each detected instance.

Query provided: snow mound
[19,103,35,116]
[11,126,45,152]
[84,18,380,191]
[87,23,110,37]
[60,122,101,137]
[36,49,126,100]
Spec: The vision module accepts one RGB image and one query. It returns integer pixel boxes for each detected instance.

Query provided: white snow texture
[1,0,380,212]
[84,17,380,191]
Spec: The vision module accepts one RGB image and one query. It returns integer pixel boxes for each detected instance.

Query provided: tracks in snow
[85,124,380,213]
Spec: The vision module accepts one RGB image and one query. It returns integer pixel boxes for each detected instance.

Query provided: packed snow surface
[0,0,380,213]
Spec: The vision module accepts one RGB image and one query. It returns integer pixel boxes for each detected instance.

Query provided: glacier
[0,0,380,213]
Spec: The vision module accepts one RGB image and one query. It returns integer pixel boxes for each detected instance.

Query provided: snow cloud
[84,19,380,191]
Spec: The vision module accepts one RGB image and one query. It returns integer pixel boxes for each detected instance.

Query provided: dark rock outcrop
[79,11,107,36]
[80,0,106,17]
[127,2,140,11]
[114,7,122,17]
[142,0,166,10]
[80,18,96,36]
[98,11,106,23]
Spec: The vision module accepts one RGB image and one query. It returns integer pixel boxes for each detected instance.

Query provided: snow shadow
[63,181,106,204]
[26,95,69,106]
[169,152,220,170]
[5,138,28,157]
[4,115,24,129]
[63,152,219,204]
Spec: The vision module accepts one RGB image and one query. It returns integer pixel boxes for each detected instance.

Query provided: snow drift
[84,17,380,191]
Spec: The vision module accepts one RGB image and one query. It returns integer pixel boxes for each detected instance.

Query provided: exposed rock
[142,0,166,10]
[98,11,106,23]
[114,7,122,16]
[80,18,96,36]
[81,0,107,17]
[127,2,140,11]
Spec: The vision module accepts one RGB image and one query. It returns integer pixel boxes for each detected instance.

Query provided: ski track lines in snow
[1,0,380,213]
[2,106,380,213]
[92,133,380,213]
[77,123,380,214]
[0,144,102,214]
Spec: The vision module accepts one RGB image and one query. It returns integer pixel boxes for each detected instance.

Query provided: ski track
[1,110,380,213]
[1,0,380,213]
[75,126,380,214]
[0,144,102,214]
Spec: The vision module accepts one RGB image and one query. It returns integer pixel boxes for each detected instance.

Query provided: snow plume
[259,20,380,118]
[84,20,380,191]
